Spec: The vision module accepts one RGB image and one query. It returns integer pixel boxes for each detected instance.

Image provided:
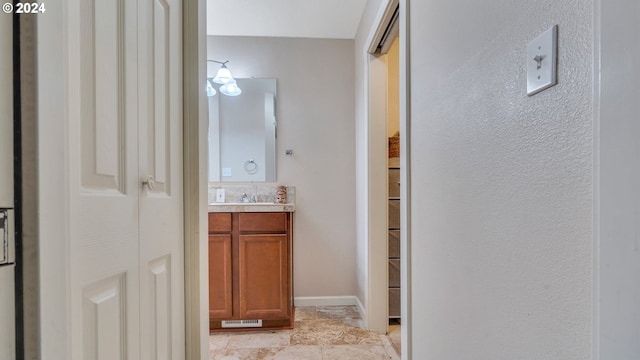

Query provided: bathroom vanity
[208,204,294,331]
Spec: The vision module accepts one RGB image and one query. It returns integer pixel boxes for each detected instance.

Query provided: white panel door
[65,0,184,359]
[138,0,184,359]
[68,0,140,359]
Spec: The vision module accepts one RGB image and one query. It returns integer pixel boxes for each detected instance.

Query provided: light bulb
[220,81,242,96]
[206,79,216,96]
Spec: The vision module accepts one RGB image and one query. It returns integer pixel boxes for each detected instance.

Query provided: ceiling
[206,0,368,39]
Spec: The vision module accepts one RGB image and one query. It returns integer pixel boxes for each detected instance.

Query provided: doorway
[383,36,402,356]
[368,26,403,336]
[364,0,411,358]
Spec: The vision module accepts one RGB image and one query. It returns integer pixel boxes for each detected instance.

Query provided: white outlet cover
[527,25,558,96]
[216,189,225,203]
[222,167,232,177]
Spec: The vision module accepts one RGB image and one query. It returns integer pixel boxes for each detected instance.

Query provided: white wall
[596,1,640,359]
[406,1,593,359]
[207,36,357,298]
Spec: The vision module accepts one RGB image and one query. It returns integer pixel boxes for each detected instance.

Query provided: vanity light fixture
[206,79,217,97]
[209,60,235,84]
[219,79,242,96]
[207,59,242,96]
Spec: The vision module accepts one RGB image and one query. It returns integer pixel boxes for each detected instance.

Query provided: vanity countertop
[208,202,295,213]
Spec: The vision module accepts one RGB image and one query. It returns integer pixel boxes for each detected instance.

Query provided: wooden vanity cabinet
[208,212,293,330]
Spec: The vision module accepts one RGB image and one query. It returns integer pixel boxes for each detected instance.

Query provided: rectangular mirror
[208,78,277,182]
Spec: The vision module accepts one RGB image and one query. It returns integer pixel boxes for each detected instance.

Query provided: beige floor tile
[226,331,291,349]
[211,347,260,360]
[212,345,324,360]
[210,306,389,359]
[379,335,400,360]
[290,320,347,345]
[210,333,231,350]
[342,318,365,329]
[387,324,401,356]
[256,345,323,360]
[340,325,382,345]
[321,345,392,360]
[291,319,381,346]
[316,306,361,321]
[294,306,317,321]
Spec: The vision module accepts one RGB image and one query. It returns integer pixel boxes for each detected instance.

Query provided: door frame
[363,0,412,357]
[398,2,412,358]
[182,1,209,360]
[183,0,413,358]
[37,2,71,358]
[365,47,389,335]
[592,1,640,359]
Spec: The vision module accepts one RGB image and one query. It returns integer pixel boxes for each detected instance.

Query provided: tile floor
[209,305,400,360]
[387,321,401,356]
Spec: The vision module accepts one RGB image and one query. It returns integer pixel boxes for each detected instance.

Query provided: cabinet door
[209,235,233,319]
[238,234,290,320]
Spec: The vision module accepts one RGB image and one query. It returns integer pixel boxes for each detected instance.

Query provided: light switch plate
[222,167,232,177]
[527,25,558,96]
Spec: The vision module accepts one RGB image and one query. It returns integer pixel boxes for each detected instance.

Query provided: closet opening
[366,0,406,356]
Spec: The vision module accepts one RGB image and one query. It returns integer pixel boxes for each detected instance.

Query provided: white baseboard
[294,296,361,307]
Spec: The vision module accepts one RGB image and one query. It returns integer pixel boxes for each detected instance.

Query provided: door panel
[142,0,172,194]
[138,0,184,358]
[80,0,127,192]
[70,0,140,358]
[67,0,184,358]
[151,0,170,188]
[82,273,127,360]
[148,256,172,360]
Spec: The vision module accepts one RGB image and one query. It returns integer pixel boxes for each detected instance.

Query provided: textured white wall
[409,1,593,359]
[207,36,357,298]
[596,1,640,359]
